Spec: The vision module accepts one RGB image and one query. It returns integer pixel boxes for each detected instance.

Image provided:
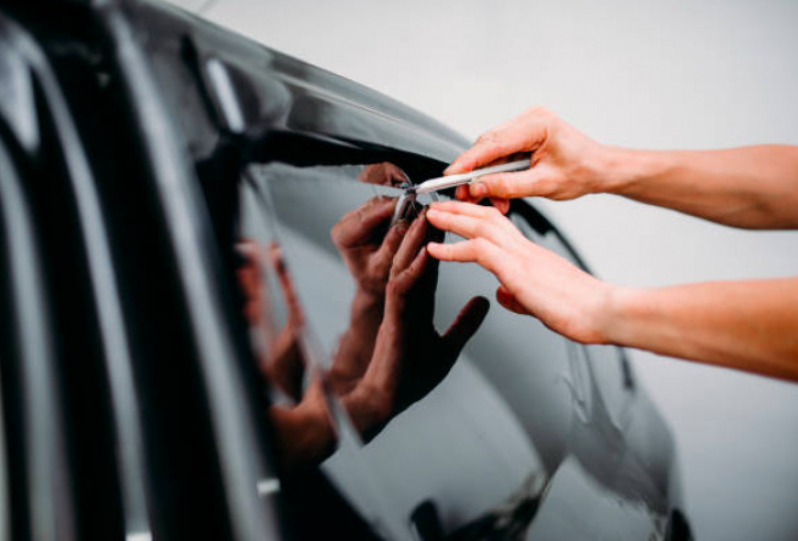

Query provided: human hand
[449,108,607,209]
[344,211,489,438]
[426,201,613,344]
[331,197,408,297]
[357,161,409,187]
[268,374,337,474]
[236,240,306,400]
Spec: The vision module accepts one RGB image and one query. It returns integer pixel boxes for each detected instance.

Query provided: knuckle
[494,177,512,196]
[330,225,343,245]
[528,105,551,118]
[485,205,502,221]
[473,237,490,253]
[385,279,400,297]
[475,131,497,145]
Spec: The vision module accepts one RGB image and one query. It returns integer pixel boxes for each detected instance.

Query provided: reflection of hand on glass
[268,375,336,475]
[237,240,305,400]
[357,162,409,187]
[328,197,408,393]
[341,212,490,439]
[331,197,407,297]
[237,239,337,474]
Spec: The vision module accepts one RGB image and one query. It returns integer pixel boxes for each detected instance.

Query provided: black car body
[0,0,691,539]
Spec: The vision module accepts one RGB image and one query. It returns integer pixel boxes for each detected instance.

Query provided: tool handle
[414,159,530,195]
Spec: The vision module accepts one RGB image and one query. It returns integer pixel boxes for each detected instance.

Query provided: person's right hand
[449,107,608,207]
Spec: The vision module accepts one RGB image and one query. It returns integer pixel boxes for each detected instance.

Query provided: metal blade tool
[392,159,530,224]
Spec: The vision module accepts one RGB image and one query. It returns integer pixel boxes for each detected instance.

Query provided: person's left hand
[426,200,613,344]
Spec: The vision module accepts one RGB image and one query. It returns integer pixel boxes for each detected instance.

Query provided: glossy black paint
[0,0,692,539]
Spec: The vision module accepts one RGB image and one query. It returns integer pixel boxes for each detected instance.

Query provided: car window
[239,159,580,538]
[223,154,655,539]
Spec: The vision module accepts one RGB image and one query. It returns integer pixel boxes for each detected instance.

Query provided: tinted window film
[231,159,671,539]
[237,171,381,538]
[250,161,565,538]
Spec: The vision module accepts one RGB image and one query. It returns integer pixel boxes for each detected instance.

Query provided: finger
[269,244,305,326]
[357,162,408,187]
[426,209,485,240]
[496,285,527,314]
[429,199,498,218]
[235,242,261,292]
[489,197,510,215]
[430,199,511,222]
[444,109,548,175]
[442,296,490,357]
[455,179,510,214]
[391,212,428,275]
[426,240,477,262]
[445,137,525,176]
[331,197,396,246]
[427,207,513,243]
[389,248,428,296]
[469,164,554,200]
[428,203,520,241]
[372,220,409,274]
[426,240,503,276]
[455,184,473,202]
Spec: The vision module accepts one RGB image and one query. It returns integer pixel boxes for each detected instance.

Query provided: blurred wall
[174,1,798,539]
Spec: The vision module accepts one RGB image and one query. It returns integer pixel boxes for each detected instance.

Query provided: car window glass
[512,214,637,439]
[229,155,666,538]
[251,161,594,538]
[237,165,403,538]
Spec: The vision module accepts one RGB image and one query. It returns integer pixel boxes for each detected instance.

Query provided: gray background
[170,1,798,539]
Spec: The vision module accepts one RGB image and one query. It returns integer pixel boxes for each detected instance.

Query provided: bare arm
[449,107,798,229]
[607,278,798,381]
[426,201,798,383]
[603,145,798,229]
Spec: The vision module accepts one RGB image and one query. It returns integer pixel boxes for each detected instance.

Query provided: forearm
[329,289,384,390]
[604,278,798,382]
[602,145,798,229]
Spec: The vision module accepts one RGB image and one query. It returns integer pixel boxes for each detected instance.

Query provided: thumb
[442,296,490,357]
[496,285,527,314]
[469,166,552,200]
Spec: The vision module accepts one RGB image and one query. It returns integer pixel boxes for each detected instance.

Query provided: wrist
[350,287,385,330]
[591,145,635,195]
[599,285,642,346]
[599,146,674,197]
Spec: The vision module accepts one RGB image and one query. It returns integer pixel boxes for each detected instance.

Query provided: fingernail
[472,183,487,197]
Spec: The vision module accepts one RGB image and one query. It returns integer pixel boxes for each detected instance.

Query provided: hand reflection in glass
[336,208,490,440]
[328,197,406,393]
[237,240,335,472]
[237,240,305,400]
[237,163,489,473]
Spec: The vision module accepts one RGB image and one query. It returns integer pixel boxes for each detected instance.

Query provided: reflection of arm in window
[236,239,339,474]
[268,378,337,475]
